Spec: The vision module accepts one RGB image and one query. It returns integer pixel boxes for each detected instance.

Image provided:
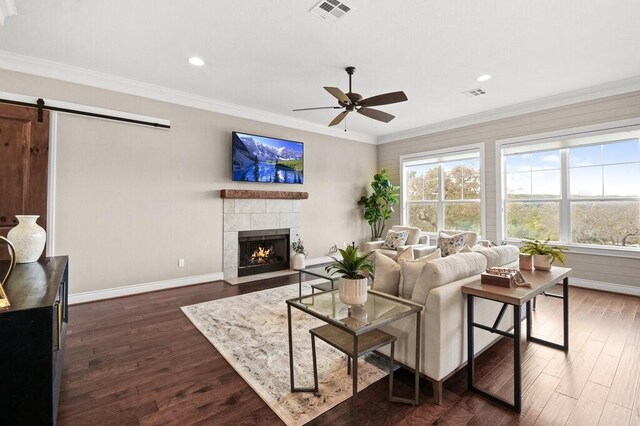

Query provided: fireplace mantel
[221,189,309,200]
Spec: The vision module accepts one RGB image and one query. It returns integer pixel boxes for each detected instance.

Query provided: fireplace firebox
[237,228,290,277]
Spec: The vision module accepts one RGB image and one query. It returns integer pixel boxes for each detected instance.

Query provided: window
[401,144,483,235]
[499,124,640,252]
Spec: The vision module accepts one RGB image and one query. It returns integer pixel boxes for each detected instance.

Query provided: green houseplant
[325,245,374,306]
[520,239,568,271]
[291,234,307,270]
[357,169,400,240]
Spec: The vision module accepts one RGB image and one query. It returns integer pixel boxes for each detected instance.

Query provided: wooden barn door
[0,103,50,260]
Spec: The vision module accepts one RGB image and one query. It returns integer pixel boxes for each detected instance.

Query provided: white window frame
[400,142,486,239]
[496,117,640,259]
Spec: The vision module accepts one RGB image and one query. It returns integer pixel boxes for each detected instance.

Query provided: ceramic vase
[338,276,368,307]
[7,215,46,263]
[519,253,533,270]
[533,254,553,271]
[292,252,305,270]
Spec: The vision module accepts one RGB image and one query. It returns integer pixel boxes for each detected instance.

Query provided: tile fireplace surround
[221,190,308,280]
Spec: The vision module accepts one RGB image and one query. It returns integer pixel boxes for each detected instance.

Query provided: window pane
[506,172,531,199]
[570,166,602,198]
[570,145,601,167]
[531,150,560,171]
[506,202,560,240]
[506,154,530,173]
[444,203,481,233]
[571,201,640,247]
[604,164,640,197]
[406,165,438,201]
[532,170,561,198]
[444,159,480,200]
[407,203,437,232]
[603,139,640,164]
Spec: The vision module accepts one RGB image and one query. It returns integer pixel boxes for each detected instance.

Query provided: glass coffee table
[296,266,339,297]
[286,288,423,409]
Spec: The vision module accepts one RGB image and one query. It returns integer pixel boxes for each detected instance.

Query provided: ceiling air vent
[462,88,487,97]
[310,0,351,23]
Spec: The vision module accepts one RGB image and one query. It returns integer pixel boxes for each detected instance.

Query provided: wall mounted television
[232,131,304,184]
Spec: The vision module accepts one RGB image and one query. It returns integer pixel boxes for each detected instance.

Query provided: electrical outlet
[343,241,348,248]
[178,258,185,268]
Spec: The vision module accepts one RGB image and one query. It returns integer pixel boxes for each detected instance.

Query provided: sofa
[371,244,520,404]
[363,225,430,258]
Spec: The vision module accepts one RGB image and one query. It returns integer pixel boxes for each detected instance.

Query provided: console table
[0,256,69,425]
[462,266,571,412]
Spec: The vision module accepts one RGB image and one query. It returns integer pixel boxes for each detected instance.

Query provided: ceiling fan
[293,66,408,127]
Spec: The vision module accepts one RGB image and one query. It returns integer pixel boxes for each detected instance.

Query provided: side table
[462,266,571,412]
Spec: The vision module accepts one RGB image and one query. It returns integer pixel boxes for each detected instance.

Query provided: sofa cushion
[491,245,520,266]
[437,231,465,257]
[391,226,422,245]
[411,252,487,305]
[471,246,500,268]
[399,249,441,299]
[382,230,409,250]
[371,248,414,296]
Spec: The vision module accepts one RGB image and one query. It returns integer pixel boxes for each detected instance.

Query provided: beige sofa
[363,225,430,258]
[373,244,520,404]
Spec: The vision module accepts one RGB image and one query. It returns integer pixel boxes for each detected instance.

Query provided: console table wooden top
[462,266,571,306]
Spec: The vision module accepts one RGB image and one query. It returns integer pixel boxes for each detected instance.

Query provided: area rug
[181,280,388,426]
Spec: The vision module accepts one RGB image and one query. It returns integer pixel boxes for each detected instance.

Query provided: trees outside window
[502,133,640,250]
[403,146,482,235]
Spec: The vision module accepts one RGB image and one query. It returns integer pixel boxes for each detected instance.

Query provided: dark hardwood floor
[58,273,640,425]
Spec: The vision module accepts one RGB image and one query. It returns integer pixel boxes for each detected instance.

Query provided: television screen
[232,132,304,184]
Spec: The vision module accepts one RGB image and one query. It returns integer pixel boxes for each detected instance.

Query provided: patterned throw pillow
[382,230,409,250]
[437,231,465,257]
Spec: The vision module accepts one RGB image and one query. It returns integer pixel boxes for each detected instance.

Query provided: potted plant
[325,244,374,307]
[357,169,400,240]
[520,239,568,271]
[291,234,307,270]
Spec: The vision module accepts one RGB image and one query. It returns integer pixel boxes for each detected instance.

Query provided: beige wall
[378,91,640,288]
[0,69,376,294]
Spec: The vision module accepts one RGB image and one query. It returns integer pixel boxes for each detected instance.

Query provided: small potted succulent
[291,234,307,270]
[520,239,568,271]
[325,244,374,307]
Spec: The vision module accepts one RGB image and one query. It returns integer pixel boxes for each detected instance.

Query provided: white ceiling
[1,0,640,142]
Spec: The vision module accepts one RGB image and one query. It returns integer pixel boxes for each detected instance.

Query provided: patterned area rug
[181,280,388,426]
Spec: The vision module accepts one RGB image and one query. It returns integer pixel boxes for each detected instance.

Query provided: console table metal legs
[467,278,569,412]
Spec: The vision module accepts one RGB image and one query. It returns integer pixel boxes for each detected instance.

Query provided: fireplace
[237,228,290,277]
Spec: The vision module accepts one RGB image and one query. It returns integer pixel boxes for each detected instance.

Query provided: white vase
[7,215,46,263]
[292,252,305,270]
[533,254,553,271]
[339,276,368,307]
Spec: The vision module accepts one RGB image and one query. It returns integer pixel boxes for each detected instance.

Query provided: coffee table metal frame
[463,267,571,412]
[296,266,338,298]
[286,288,423,407]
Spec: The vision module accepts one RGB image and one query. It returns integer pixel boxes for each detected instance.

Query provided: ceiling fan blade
[292,106,342,111]
[359,91,408,107]
[324,87,351,104]
[357,107,395,123]
[329,111,349,127]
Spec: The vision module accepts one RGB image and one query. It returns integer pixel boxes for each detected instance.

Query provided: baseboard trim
[570,278,640,297]
[69,272,224,304]
[305,255,336,266]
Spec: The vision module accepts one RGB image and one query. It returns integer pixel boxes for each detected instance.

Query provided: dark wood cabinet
[0,256,68,425]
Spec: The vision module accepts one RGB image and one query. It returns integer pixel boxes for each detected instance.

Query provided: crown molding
[377,75,640,144]
[0,0,17,25]
[0,50,376,144]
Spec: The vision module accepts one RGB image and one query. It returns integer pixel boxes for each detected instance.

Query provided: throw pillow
[371,251,401,296]
[382,230,409,250]
[437,231,465,257]
[398,249,441,299]
[393,247,415,262]
[459,244,473,253]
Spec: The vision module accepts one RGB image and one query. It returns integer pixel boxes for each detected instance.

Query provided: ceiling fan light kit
[293,66,408,127]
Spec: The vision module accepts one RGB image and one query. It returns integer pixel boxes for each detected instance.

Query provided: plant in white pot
[520,239,568,271]
[325,245,374,307]
[291,235,307,270]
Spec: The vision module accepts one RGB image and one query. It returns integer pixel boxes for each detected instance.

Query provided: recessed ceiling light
[476,74,491,82]
[189,57,205,66]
